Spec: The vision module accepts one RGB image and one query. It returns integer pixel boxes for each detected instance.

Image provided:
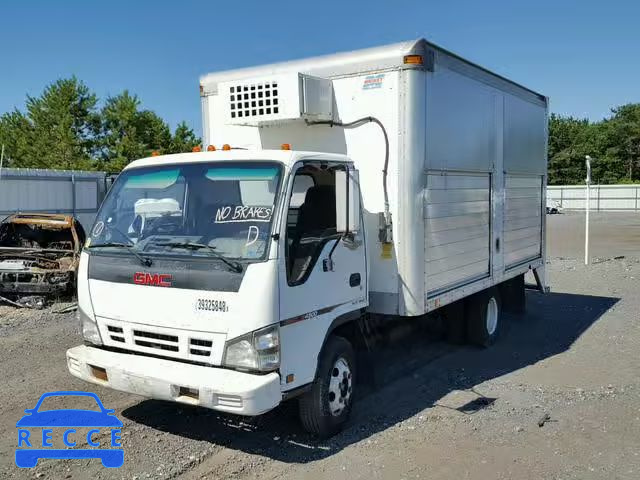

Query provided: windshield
[89,161,282,261]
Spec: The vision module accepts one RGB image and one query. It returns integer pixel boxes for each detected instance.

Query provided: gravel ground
[547,210,640,259]
[1,212,639,479]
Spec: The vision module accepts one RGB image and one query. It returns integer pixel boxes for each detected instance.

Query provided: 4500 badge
[196,298,229,313]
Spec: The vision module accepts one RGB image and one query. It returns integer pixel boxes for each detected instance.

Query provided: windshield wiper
[153,241,243,273]
[89,242,153,267]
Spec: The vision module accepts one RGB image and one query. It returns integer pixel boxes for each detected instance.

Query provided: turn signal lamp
[192,145,202,152]
[403,54,423,65]
[281,143,291,150]
[207,145,216,151]
[222,144,231,151]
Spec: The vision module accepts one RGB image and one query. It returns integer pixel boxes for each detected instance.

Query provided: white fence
[547,184,640,211]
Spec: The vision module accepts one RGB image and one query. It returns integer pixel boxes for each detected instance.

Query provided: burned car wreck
[0,214,85,304]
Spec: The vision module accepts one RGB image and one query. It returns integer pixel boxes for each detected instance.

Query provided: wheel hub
[486,296,498,335]
[328,357,352,416]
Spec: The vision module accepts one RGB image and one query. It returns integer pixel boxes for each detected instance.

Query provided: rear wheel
[466,288,502,347]
[298,335,356,438]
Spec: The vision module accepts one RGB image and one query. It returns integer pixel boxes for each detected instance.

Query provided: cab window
[285,164,344,285]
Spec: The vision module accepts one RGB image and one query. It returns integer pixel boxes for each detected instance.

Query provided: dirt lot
[1,211,639,479]
[547,210,640,259]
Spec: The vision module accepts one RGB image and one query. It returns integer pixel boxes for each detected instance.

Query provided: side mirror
[335,168,361,234]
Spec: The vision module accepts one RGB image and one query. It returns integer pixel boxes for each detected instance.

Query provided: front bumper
[66,345,282,416]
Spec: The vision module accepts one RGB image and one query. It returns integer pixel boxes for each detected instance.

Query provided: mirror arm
[345,166,350,235]
[323,236,342,272]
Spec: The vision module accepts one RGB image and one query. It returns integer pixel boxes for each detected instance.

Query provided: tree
[0,77,100,169]
[546,105,640,185]
[99,91,172,171]
[167,121,200,154]
[605,104,640,181]
[0,110,33,168]
[0,78,199,172]
[547,114,591,185]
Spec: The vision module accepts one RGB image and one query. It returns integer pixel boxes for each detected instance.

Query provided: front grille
[107,325,124,343]
[133,330,179,352]
[135,339,179,352]
[189,338,213,357]
[0,272,43,283]
[133,330,179,343]
[102,322,220,364]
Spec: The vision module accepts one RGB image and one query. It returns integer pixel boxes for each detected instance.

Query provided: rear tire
[466,288,502,347]
[298,335,356,438]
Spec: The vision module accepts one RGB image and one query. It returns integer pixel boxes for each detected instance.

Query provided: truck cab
[67,148,366,437]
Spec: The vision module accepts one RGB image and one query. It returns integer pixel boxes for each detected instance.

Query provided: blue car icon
[16,391,123,468]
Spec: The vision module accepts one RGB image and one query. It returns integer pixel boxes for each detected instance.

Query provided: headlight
[223,324,280,372]
[77,306,103,346]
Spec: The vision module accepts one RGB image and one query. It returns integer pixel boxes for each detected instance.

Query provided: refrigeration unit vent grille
[221,73,333,126]
[229,81,280,120]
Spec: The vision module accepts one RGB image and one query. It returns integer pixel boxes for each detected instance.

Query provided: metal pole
[71,174,76,219]
[585,155,592,265]
[0,144,4,182]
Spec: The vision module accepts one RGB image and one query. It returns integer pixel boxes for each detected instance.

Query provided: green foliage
[99,91,173,171]
[548,105,640,185]
[166,121,200,154]
[0,110,33,168]
[0,77,99,170]
[0,78,200,172]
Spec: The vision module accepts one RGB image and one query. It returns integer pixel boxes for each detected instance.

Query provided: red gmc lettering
[133,272,172,287]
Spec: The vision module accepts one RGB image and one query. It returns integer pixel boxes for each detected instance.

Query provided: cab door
[277,162,367,390]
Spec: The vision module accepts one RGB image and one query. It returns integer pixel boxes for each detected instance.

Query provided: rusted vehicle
[0,214,85,300]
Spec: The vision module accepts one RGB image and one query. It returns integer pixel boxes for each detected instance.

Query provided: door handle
[349,273,361,287]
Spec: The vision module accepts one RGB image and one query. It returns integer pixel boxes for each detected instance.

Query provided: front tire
[298,335,356,438]
[466,288,502,347]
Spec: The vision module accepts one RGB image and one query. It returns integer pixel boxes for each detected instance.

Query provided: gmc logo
[133,272,172,287]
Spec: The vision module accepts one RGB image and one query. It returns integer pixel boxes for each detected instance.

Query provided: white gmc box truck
[67,39,548,437]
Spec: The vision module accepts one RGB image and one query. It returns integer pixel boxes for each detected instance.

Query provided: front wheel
[298,335,356,438]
